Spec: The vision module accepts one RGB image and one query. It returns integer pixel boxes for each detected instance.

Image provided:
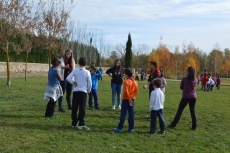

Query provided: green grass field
[0,76,229,153]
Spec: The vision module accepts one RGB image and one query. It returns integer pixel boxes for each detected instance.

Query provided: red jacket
[202,76,209,84]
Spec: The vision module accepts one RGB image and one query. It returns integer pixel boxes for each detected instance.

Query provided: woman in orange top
[113,68,138,133]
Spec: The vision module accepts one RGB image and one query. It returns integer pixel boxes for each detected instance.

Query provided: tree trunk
[6,42,10,86]
[25,51,28,81]
[48,49,51,68]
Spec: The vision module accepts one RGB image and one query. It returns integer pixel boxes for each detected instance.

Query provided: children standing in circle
[44,57,63,118]
[88,66,102,110]
[168,66,198,130]
[66,57,92,130]
[106,59,124,109]
[149,78,166,134]
[113,68,138,133]
[58,49,75,112]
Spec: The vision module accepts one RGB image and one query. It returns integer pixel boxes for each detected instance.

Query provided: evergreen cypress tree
[125,33,132,68]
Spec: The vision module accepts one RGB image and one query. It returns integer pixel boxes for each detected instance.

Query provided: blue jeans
[88,89,99,108]
[150,109,166,133]
[111,83,122,106]
[117,99,135,130]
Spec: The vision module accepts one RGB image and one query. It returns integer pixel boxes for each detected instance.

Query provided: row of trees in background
[1,0,230,86]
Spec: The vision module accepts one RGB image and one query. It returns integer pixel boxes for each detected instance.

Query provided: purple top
[180,77,197,98]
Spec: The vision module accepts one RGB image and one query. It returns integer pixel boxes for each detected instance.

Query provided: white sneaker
[112,105,115,109]
[118,105,121,109]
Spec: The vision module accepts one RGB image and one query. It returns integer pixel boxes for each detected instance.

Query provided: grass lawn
[0,76,229,153]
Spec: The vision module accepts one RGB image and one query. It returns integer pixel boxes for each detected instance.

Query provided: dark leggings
[45,98,56,117]
[170,98,197,129]
[58,80,72,109]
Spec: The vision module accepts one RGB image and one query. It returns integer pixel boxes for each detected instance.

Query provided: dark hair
[152,78,161,88]
[124,68,133,77]
[91,66,97,72]
[78,57,86,66]
[113,59,123,71]
[150,61,157,68]
[91,63,95,67]
[51,57,61,66]
[187,66,195,80]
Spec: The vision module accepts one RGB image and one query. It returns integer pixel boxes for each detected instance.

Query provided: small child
[208,76,215,91]
[88,66,102,110]
[149,78,166,134]
[66,57,92,130]
[44,57,63,118]
[135,71,139,81]
[113,68,138,133]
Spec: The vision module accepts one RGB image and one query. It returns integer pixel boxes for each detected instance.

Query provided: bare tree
[0,0,38,86]
[36,0,76,67]
[115,43,125,57]
[98,30,104,66]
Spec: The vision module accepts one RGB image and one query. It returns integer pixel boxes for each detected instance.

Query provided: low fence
[0,62,109,74]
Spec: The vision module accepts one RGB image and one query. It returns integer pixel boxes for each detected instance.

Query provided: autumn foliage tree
[147,43,171,76]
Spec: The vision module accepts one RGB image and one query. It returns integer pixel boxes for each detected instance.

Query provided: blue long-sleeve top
[91,70,102,89]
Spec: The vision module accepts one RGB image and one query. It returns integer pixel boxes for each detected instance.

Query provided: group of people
[44,49,199,133]
[199,71,221,91]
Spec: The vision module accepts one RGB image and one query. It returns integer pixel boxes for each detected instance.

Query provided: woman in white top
[58,49,75,112]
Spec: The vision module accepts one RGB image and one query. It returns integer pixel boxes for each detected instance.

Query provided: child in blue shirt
[88,66,102,110]
[44,57,63,118]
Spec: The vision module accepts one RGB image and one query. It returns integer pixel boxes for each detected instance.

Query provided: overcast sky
[70,0,230,53]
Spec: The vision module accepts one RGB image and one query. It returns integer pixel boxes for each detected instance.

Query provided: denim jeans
[111,83,122,106]
[117,99,135,130]
[58,80,72,109]
[150,109,166,133]
[88,89,99,108]
[170,98,197,129]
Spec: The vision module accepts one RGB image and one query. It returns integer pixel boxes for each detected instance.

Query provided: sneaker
[167,125,176,129]
[191,128,197,131]
[112,105,115,109]
[129,129,134,133]
[58,109,66,113]
[118,105,121,109]
[113,127,122,132]
[51,115,58,119]
[89,107,94,110]
[148,131,156,134]
[71,122,77,128]
[78,126,90,130]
